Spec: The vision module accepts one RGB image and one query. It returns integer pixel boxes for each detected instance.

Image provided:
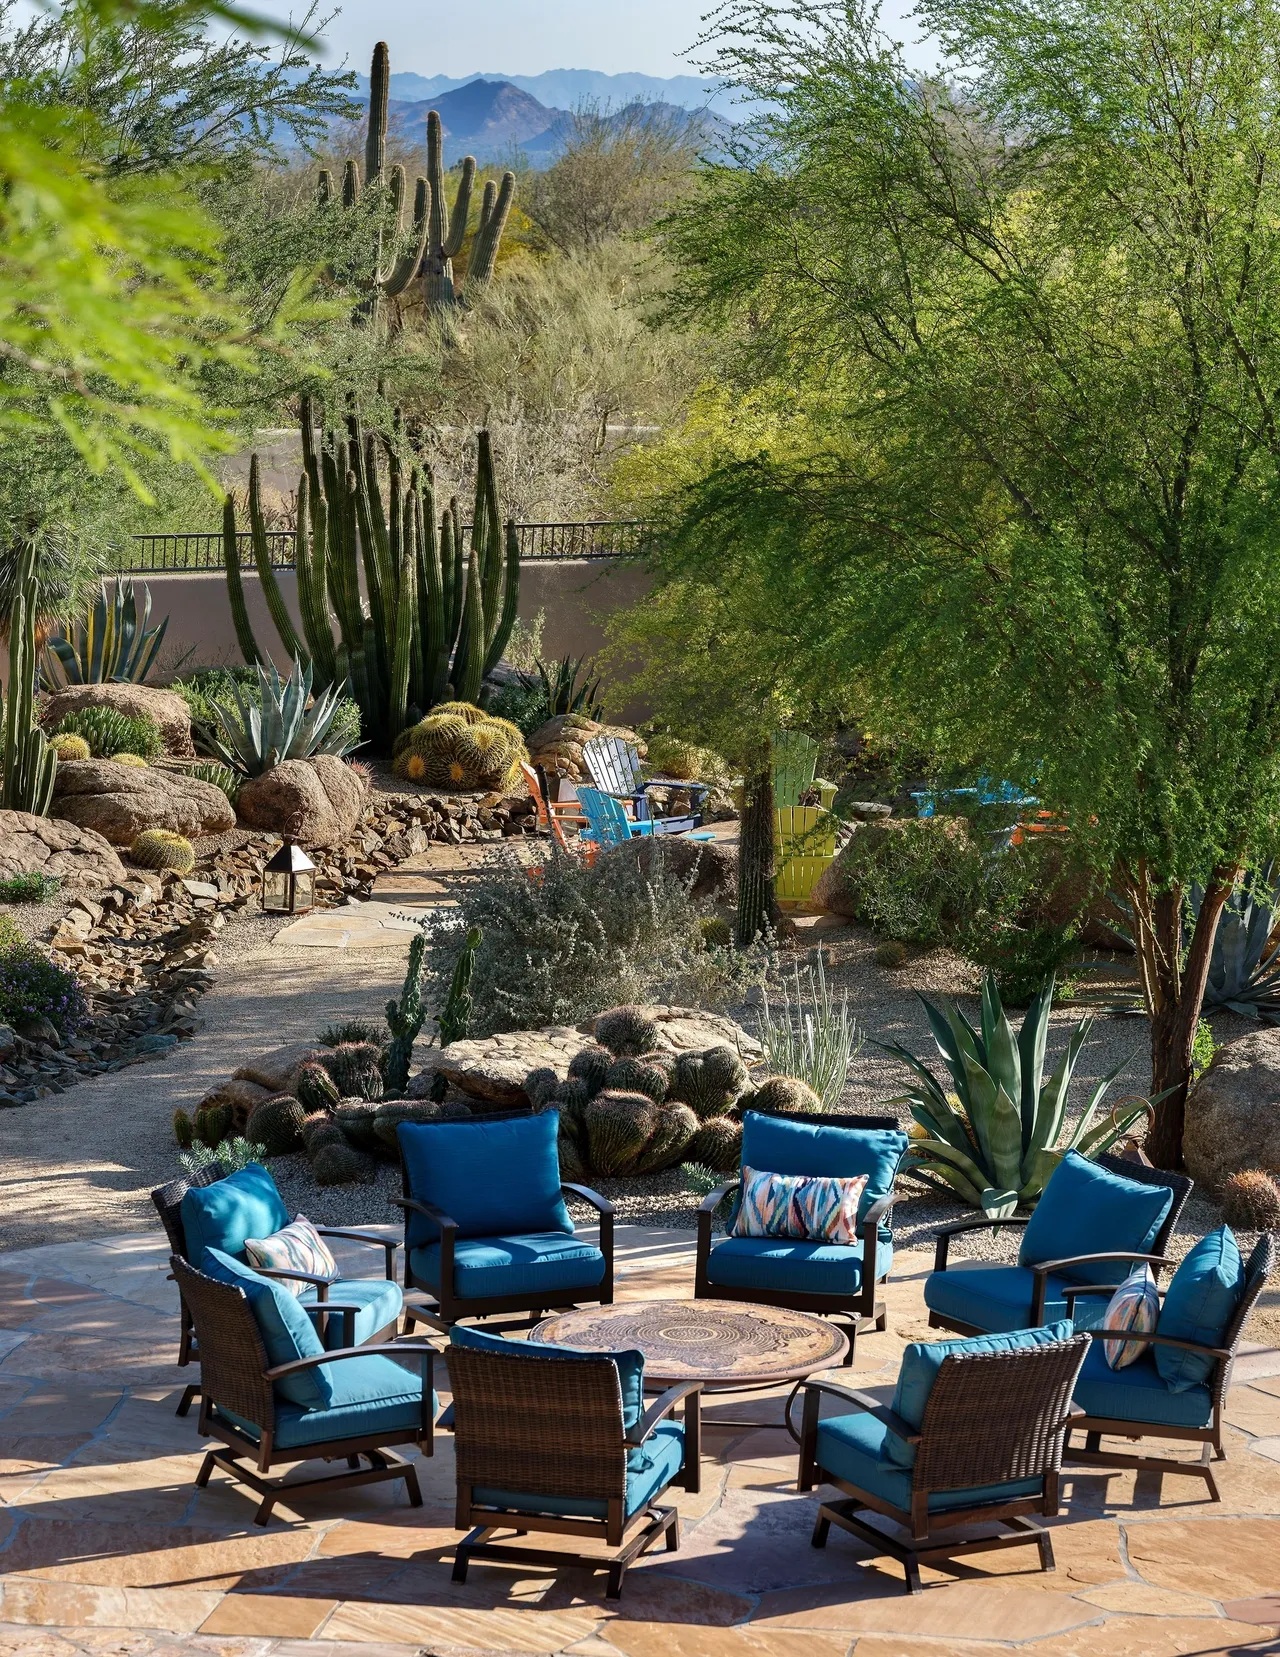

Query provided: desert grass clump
[129,830,196,873]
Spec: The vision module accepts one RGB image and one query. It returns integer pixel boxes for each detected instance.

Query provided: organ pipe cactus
[321,43,515,319]
[225,399,520,752]
[2,539,57,815]
[883,972,1154,1218]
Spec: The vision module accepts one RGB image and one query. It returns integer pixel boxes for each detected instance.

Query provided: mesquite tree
[641,0,1280,1163]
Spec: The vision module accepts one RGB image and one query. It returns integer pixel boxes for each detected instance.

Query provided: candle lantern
[261,836,316,915]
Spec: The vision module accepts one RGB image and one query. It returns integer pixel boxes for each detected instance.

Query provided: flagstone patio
[1,1224,1279,1657]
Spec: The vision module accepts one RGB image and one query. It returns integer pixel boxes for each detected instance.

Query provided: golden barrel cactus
[392,702,527,791]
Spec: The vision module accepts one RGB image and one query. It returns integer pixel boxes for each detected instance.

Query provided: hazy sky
[254,0,925,75]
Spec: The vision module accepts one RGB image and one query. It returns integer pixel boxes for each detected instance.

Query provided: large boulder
[0,811,125,894]
[1184,1028,1280,1191]
[51,760,236,845]
[39,683,194,756]
[602,835,737,903]
[233,1041,328,1095]
[413,1005,762,1107]
[235,755,366,848]
[526,716,646,787]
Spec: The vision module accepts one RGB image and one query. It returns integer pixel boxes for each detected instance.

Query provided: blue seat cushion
[740,1113,907,1228]
[221,1351,435,1450]
[1155,1226,1244,1392]
[472,1419,684,1518]
[200,1247,332,1410]
[300,1278,404,1349]
[411,1233,605,1302]
[885,1320,1073,1468]
[924,1265,1112,1336]
[182,1164,288,1262]
[705,1235,890,1297]
[815,1410,1041,1513]
[449,1321,645,1433]
[1019,1152,1172,1286]
[1074,1340,1213,1428]
[398,1113,573,1247]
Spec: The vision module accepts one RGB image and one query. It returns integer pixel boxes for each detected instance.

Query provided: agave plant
[881,973,1151,1218]
[1192,865,1280,1019]
[40,579,173,689]
[534,654,604,719]
[201,659,360,777]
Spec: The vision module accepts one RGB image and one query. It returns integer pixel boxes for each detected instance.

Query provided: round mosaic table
[532,1299,847,1436]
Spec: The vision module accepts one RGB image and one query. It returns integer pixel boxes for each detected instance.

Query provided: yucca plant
[882,973,1152,1218]
[200,659,361,777]
[758,950,862,1110]
[40,579,172,689]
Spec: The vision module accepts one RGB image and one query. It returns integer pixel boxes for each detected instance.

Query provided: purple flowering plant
[0,941,89,1036]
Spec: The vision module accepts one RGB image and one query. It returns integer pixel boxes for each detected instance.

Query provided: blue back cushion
[200,1247,332,1410]
[1156,1226,1245,1392]
[450,1322,645,1431]
[399,1112,573,1247]
[740,1113,907,1225]
[1019,1152,1172,1285]
[886,1321,1074,1469]
[181,1163,289,1263]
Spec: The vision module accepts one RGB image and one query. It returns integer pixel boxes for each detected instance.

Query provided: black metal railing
[118,520,655,574]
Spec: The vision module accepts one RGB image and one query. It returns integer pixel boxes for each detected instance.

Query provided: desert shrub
[55,706,163,760]
[1192,1017,1218,1082]
[430,843,766,1036]
[837,817,984,945]
[0,938,88,1034]
[949,840,1084,1003]
[0,873,60,904]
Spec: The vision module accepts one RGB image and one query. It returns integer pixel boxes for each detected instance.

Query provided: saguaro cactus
[2,538,57,815]
[322,43,516,318]
[226,400,521,751]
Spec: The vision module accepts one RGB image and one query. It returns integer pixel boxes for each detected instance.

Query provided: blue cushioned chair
[172,1254,437,1526]
[925,1152,1192,1338]
[798,1324,1090,1592]
[696,1110,908,1364]
[447,1324,702,1598]
[154,1163,404,1418]
[397,1112,615,1334]
[1066,1233,1274,1500]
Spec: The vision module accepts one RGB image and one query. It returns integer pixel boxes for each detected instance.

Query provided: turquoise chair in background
[577,786,717,851]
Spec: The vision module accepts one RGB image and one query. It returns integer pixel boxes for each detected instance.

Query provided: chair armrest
[1086,1329,1232,1361]
[695,1180,740,1287]
[699,1181,740,1216]
[623,1381,704,1447]
[861,1194,895,1234]
[264,1340,438,1380]
[857,1195,895,1313]
[1061,1284,1125,1305]
[391,1195,459,1233]
[933,1214,1029,1273]
[1034,1251,1173,1277]
[802,1377,920,1444]
[314,1226,398,1278]
[562,1183,614,1216]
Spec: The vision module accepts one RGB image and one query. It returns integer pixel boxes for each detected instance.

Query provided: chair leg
[1085,1430,1101,1453]
[1037,1529,1055,1572]
[176,1384,200,1418]
[811,1509,831,1550]
[903,1555,923,1594]
[405,1464,423,1507]
[347,1455,362,1470]
[195,1451,216,1488]
[664,1510,680,1553]
[254,1493,277,1527]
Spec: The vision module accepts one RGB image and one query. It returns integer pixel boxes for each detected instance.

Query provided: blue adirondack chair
[577,787,716,850]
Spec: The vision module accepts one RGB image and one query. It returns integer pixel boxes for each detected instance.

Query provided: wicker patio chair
[1065,1233,1275,1499]
[798,1329,1091,1592]
[695,1110,907,1364]
[448,1329,702,1598]
[153,1162,401,1417]
[925,1152,1193,1337]
[173,1254,436,1526]
[396,1111,615,1335]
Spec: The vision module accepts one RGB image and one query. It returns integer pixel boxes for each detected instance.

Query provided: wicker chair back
[151,1164,223,1262]
[1213,1233,1277,1404]
[449,1343,628,1502]
[172,1254,276,1430]
[912,1334,1090,1494]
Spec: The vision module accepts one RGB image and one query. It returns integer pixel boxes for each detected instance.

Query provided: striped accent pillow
[1102,1265,1159,1370]
[244,1214,337,1297]
[733,1165,868,1244]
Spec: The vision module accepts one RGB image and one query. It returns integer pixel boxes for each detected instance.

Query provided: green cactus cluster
[317,1041,385,1101]
[296,1060,341,1113]
[129,829,196,873]
[391,706,527,790]
[173,1101,233,1151]
[384,931,427,1095]
[3,539,57,816]
[320,42,515,322]
[225,402,520,751]
[371,1097,471,1150]
[246,1094,307,1155]
[524,1006,752,1179]
[739,1075,823,1115]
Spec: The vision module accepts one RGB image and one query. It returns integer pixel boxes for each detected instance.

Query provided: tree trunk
[1124,862,1236,1169]
[736,764,776,946]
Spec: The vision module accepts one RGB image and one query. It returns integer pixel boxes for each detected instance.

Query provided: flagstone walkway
[1,1226,1279,1657]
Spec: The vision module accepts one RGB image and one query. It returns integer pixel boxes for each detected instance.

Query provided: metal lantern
[261,836,316,915]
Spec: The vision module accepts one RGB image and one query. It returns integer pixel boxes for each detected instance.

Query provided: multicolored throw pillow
[1101,1265,1159,1370]
[732,1165,869,1244]
[244,1214,337,1297]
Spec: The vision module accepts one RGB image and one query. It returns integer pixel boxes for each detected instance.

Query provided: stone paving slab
[0,1230,1279,1654]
